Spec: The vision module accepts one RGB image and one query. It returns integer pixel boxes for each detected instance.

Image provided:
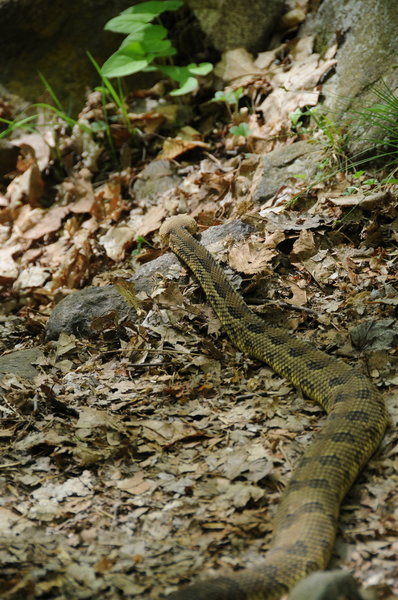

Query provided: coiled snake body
[159,215,388,600]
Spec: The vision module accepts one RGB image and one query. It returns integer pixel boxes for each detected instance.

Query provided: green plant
[87,51,138,138]
[131,235,154,255]
[101,0,213,96]
[34,73,93,134]
[286,83,398,209]
[349,81,398,175]
[0,72,97,141]
[211,88,244,117]
[292,105,350,169]
[0,114,38,139]
[0,57,149,177]
[229,122,252,137]
[210,88,253,137]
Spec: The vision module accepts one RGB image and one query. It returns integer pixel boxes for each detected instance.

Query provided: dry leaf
[7,163,44,206]
[23,205,71,240]
[0,246,20,282]
[157,127,209,160]
[12,133,51,171]
[229,241,275,274]
[13,265,49,290]
[291,230,317,260]
[214,48,263,84]
[285,281,307,306]
[116,472,153,495]
[141,420,201,446]
[99,225,137,261]
[136,204,167,238]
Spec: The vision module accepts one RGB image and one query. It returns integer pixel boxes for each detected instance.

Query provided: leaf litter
[0,16,398,600]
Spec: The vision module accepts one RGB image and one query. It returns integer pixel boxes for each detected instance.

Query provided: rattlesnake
[159,214,388,600]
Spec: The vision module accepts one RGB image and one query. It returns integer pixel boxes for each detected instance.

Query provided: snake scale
[159,214,388,600]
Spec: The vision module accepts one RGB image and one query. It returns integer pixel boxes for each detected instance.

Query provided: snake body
[159,215,388,600]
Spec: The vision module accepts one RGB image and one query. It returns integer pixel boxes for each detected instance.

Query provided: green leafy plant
[0,72,96,141]
[292,105,349,169]
[0,74,122,173]
[230,122,252,137]
[349,81,398,175]
[286,82,398,209]
[0,114,38,139]
[131,235,154,256]
[101,0,213,96]
[35,73,93,134]
[211,88,244,117]
[210,88,253,137]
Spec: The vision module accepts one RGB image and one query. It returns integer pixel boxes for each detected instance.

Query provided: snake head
[159,214,198,246]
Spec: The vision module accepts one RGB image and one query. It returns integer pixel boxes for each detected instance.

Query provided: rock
[133,160,181,204]
[45,286,137,340]
[45,219,255,339]
[0,347,45,380]
[302,0,398,155]
[251,140,324,203]
[288,570,366,600]
[186,0,285,52]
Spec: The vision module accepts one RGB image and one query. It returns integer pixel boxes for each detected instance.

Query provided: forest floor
[0,21,398,600]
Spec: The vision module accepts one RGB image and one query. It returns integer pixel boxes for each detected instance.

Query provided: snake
[159,214,388,600]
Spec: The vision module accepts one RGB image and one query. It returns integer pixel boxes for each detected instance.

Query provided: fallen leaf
[229,241,275,274]
[13,265,50,290]
[23,205,71,240]
[141,420,202,446]
[99,225,137,261]
[116,472,154,495]
[291,229,317,260]
[7,163,44,207]
[136,204,167,238]
[214,48,264,84]
[0,246,20,282]
[157,127,209,160]
[12,133,51,171]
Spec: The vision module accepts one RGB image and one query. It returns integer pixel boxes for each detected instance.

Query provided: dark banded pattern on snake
[159,215,388,600]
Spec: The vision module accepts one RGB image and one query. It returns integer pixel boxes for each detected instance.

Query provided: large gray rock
[251,141,324,203]
[302,0,398,154]
[288,570,364,600]
[0,347,45,380]
[45,219,255,340]
[133,160,181,205]
[45,285,136,340]
[186,0,286,52]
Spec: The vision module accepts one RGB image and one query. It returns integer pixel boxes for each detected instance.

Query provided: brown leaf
[0,246,20,283]
[214,48,263,84]
[291,230,317,260]
[141,419,202,446]
[229,241,275,274]
[7,163,44,207]
[157,127,209,160]
[116,472,153,495]
[23,205,71,240]
[136,204,167,238]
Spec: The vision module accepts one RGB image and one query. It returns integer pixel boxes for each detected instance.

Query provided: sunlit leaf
[120,25,168,46]
[101,53,149,78]
[187,63,213,76]
[170,77,198,96]
[230,123,252,137]
[122,0,183,19]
